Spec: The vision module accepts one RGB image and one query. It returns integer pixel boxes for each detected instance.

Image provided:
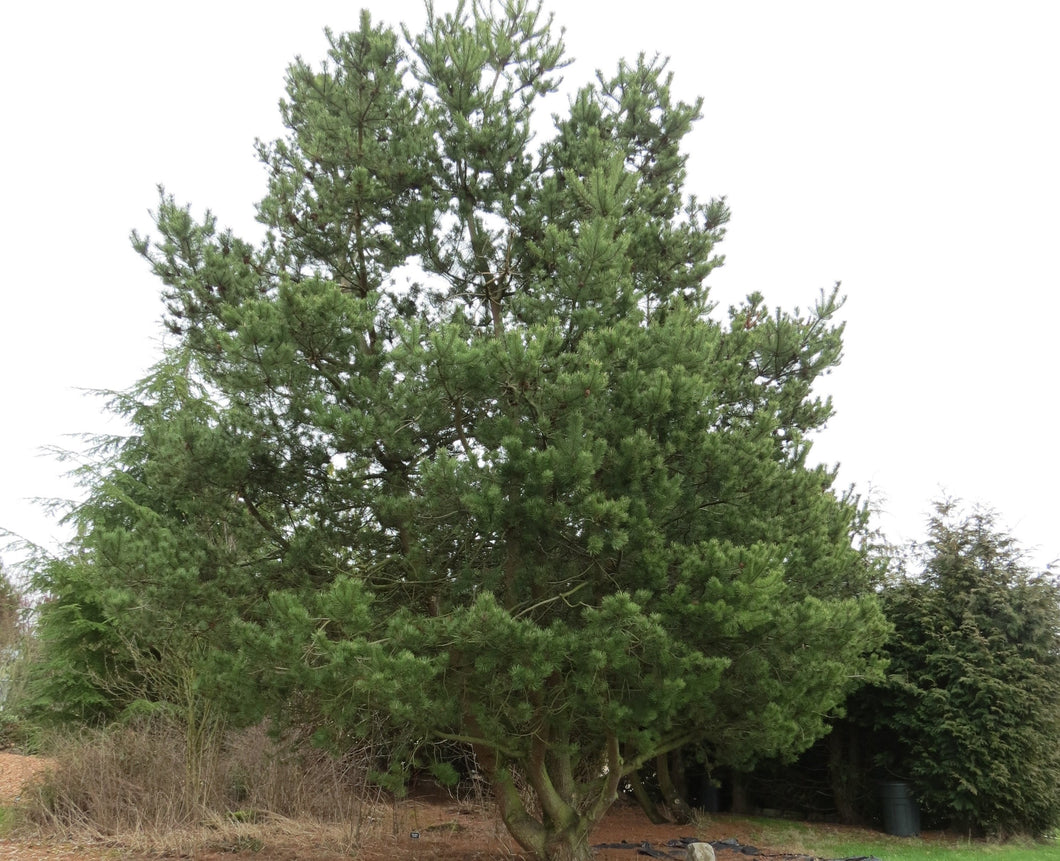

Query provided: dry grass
[13,720,397,856]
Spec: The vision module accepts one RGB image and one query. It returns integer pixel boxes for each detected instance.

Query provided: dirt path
[0,752,54,802]
[0,752,135,859]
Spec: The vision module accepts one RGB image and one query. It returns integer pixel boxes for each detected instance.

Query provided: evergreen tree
[869,501,1060,836]
[22,355,273,742]
[31,4,887,858]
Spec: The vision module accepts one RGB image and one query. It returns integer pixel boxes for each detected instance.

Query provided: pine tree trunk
[543,829,595,861]
[730,771,751,815]
[657,752,695,824]
[671,750,691,810]
[628,769,670,824]
[828,723,862,825]
[475,731,621,861]
[496,787,597,861]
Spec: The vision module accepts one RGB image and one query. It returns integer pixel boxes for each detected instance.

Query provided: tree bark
[471,731,622,861]
[627,769,670,824]
[828,723,862,825]
[656,751,695,824]
[730,771,751,815]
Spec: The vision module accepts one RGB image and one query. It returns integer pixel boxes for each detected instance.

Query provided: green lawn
[718,817,1060,861]
[820,841,1060,861]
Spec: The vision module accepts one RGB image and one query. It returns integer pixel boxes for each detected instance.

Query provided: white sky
[2,1,1057,575]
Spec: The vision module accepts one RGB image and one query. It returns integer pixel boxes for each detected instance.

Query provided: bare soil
[0,752,846,860]
[0,752,56,802]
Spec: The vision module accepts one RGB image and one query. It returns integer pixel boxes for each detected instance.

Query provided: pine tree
[33,4,887,859]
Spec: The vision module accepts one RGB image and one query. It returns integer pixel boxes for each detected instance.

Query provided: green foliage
[869,501,1060,836]
[29,3,887,859]
[18,353,276,731]
[19,556,125,726]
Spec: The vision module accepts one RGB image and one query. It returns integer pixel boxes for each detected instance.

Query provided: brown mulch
[0,752,55,802]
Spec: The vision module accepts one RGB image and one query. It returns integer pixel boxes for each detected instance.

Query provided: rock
[687,843,716,861]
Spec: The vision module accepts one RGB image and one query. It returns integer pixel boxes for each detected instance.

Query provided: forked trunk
[494,774,604,861]
[477,734,623,861]
[492,786,597,859]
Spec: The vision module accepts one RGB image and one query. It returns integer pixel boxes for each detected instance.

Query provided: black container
[878,781,920,836]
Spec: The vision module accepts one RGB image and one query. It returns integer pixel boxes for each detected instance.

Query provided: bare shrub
[19,719,387,854]
[220,723,384,822]
[23,719,193,836]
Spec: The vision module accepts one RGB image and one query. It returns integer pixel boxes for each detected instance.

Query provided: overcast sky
[2,1,1057,576]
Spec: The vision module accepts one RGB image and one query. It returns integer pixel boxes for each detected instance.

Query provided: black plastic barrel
[878,781,920,836]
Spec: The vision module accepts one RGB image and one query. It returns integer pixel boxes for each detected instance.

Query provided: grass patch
[0,805,19,837]
[711,815,1060,861]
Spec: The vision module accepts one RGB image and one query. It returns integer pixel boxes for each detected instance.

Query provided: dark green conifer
[869,502,1060,836]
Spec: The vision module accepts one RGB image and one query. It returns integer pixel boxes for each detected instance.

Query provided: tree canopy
[26,3,887,859]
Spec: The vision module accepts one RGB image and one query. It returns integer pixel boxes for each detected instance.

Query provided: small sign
[410,831,420,839]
